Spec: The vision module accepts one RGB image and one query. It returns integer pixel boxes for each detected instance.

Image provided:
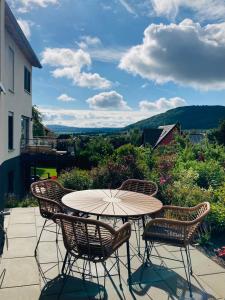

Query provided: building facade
[0,0,41,209]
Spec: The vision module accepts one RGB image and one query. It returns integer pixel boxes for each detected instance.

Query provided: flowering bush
[58,169,92,190]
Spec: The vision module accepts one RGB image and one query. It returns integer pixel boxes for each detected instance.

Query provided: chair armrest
[113,222,131,249]
[154,204,200,220]
[37,196,64,215]
[146,218,190,228]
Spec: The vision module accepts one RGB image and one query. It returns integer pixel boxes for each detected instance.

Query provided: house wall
[0,0,33,208]
[159,127,179,146]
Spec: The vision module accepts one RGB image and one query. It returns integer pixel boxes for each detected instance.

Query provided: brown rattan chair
[119,179,158,197]
[118,179,158,254]
[53,213,131,295]
[31,179,75,256]
[143,202,210,297]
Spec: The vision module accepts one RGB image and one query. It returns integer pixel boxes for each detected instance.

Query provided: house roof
[142,123,180,148]
[5,2,42,68]
[155,124,178,148]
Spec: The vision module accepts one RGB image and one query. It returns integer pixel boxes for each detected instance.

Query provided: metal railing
[20,137,76,155]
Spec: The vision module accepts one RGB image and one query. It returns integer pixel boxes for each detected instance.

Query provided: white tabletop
[62,189,162,218]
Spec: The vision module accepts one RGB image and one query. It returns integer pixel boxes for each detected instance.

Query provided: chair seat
[143,224,186,246]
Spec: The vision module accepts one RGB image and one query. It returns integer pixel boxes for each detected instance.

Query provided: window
[8,47,14,92]
[24,67,31,93]
[7,171,14,194]
[21,116,29,146]
[8,112,14,150]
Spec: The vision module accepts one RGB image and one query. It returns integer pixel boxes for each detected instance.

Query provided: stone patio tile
[35,216,55,228]
[36,226,62,242]
[0,257,39,288]
[178,248,225,277]
[10,213,35,224]
[10,207,35,215]
[0,285,40,300]
[7,223,36,238]
[37,241,66,264]
[199,272,225,299]
[3,237,36,258]
[158,266,221,300]
[34,207,40,215]
[3,215,10,229]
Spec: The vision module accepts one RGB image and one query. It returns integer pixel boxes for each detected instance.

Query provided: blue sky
[9,0,225,127]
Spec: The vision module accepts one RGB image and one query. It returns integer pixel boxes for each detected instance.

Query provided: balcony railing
[20,137,76,156]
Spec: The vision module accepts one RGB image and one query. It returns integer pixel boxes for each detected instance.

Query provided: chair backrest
[119,179,158,196]
[186,202,210,242]
[31,180,66,203]
[31,180,65,219]
[53,213,116,262]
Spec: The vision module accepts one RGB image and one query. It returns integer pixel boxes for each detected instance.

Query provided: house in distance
[142,123,181,148]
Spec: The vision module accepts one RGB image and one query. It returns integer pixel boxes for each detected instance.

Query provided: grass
[32,167,57,179]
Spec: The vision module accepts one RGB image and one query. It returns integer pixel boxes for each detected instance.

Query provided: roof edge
[5,2,42,68]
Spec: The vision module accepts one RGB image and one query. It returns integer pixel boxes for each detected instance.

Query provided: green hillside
[126,105,225,130]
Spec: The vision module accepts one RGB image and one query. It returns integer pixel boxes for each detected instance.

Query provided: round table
[62,189,162,284]
[62,189,162,218]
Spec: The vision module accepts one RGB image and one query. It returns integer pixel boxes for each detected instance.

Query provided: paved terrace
[0,207,225,300]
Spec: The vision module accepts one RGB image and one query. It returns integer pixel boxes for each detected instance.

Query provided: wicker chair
[118,179,158,254]
[53,213,131,295]
[31,180,75,256]
[119,179,158,197]
[143,202,210,297]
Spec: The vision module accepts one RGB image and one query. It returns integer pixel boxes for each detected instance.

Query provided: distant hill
[47,125,122,134]
[47,106,225,134]
[126,106,225,130]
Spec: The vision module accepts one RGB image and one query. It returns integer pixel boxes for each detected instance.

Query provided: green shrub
[91,144,151,189]
[5,194,38,208]
[58,168,92,190]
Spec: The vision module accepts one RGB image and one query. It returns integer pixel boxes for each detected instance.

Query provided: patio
[0,207,224,300]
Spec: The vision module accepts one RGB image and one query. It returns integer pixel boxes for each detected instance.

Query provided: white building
[0,0,41,208]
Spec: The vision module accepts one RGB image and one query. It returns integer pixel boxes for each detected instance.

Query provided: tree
[208,120,225,145]
[32,105,45,137]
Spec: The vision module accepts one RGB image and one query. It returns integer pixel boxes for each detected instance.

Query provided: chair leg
[115,250,122,289]
[187,244,193,275]
[180,247,193,298]
[133,221,140,255]
[61,251,69,274]
[143,241,154,265]
[34,219,47,257]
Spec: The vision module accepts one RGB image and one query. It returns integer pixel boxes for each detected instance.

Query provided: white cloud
[41,48,91,68]
[119,19,225,90]
[11,0,58,13]
[151,0,225,21]
[57,94,75,102]
[86,91,131,110]
[41,48,112,89]
[119,0,136,15]
[39,107,152,128]
[78,35,102,49]
[17,19,31,39]
[77,35,127,63]
[139,97,187,111]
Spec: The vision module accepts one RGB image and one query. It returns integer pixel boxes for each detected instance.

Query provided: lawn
[32,167,57,179]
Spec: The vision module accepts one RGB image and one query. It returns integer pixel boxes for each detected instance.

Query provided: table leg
[122,217,132,286]
[142,216,149,261]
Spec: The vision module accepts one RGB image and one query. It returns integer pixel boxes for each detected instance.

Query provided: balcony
[20,137,76,156]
